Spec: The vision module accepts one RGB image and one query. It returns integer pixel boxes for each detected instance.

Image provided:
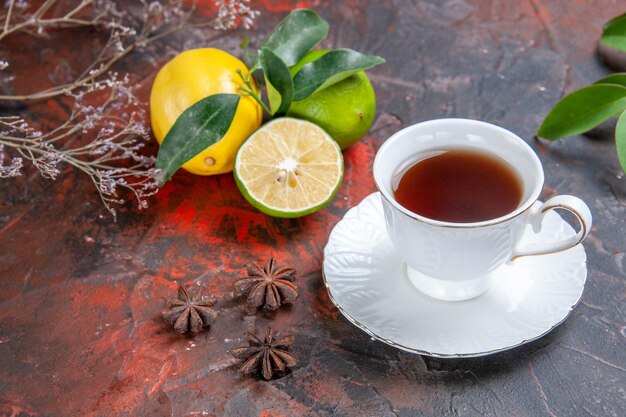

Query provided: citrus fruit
[286,50,376,149]
[234,118,343,218]
[150,48,262,176]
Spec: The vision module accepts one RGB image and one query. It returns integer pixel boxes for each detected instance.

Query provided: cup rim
[373,118,545,228]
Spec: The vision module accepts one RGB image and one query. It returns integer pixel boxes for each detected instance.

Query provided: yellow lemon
[150,48,262,175]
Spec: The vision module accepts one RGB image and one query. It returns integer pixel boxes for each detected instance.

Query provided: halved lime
[234,118,343,218]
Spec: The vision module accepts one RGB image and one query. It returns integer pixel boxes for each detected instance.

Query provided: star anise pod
[230,328,298,380]
[234,258,298,313]
[162,285,218,334]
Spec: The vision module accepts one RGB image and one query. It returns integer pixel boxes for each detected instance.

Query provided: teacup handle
[511,195,592,261]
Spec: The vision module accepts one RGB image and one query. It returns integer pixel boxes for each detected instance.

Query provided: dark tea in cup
[374,119,592,300]
[392,148,523,223]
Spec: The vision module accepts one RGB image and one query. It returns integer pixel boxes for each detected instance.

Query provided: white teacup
[373,119,592,302]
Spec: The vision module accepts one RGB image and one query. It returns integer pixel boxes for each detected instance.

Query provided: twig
[0,0,260,218]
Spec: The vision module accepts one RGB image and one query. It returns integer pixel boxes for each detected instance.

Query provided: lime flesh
[234,118,343,218]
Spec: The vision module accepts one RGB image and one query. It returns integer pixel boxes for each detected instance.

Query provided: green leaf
[601,13,626,52]
[616,110,626,173]
[537,84,626,140]
[261,9,329,66]
[155,94,240,185]
[242,49,264,85]
[594,73,626,88]
[239,36,250,51]
[240,37,259,79]
[242,49,256,69]
[292,49,385,101]
[259,48,293,115]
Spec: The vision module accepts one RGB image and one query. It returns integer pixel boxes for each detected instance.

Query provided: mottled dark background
[1,1,625,416]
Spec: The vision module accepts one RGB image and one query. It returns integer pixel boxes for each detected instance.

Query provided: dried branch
[0,0,111,43]
[0,0,259,101]
[0,74,159,218]
[0,0,260,218]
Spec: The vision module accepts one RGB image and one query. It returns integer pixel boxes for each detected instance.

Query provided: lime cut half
[234,118,344,218]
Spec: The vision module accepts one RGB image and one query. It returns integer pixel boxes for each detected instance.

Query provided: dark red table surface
[1,1,625,416]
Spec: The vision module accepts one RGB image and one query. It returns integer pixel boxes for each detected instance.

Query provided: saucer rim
[322,268,582,358]
[322,192,587,358]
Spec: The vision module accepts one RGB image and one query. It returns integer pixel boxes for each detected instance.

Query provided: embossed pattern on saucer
[323,192,587,357]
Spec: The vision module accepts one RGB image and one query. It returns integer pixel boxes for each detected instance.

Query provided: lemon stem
[236,68,272,116]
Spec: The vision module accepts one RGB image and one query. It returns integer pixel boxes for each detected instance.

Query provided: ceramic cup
[373,118,592,302]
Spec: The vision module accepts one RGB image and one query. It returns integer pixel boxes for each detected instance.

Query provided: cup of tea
[373,118,592,301]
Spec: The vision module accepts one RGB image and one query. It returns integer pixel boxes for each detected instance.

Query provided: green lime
[287,50,376,149]
[234,118,343,218]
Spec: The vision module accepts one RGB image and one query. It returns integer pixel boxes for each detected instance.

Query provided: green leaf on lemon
[259,48,293,115]
[616,110,626,172]
[261,9,329,66]
[292,49,385,100]
[601,13,626,52]
[594,73,626,88]
[536,84,626,139]
[155,93,240,185]
[240,37,257,69]
[286,50,376,149]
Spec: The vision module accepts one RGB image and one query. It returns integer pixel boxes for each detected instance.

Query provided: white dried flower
[213,0,259,30]
[0,144,23,178]
[0,0,258,219]
[4,0,29,9]
[148,1,163,15]
[33,143,63,179]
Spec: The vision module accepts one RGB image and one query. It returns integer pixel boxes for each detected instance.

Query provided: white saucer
[322,192,587,358]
